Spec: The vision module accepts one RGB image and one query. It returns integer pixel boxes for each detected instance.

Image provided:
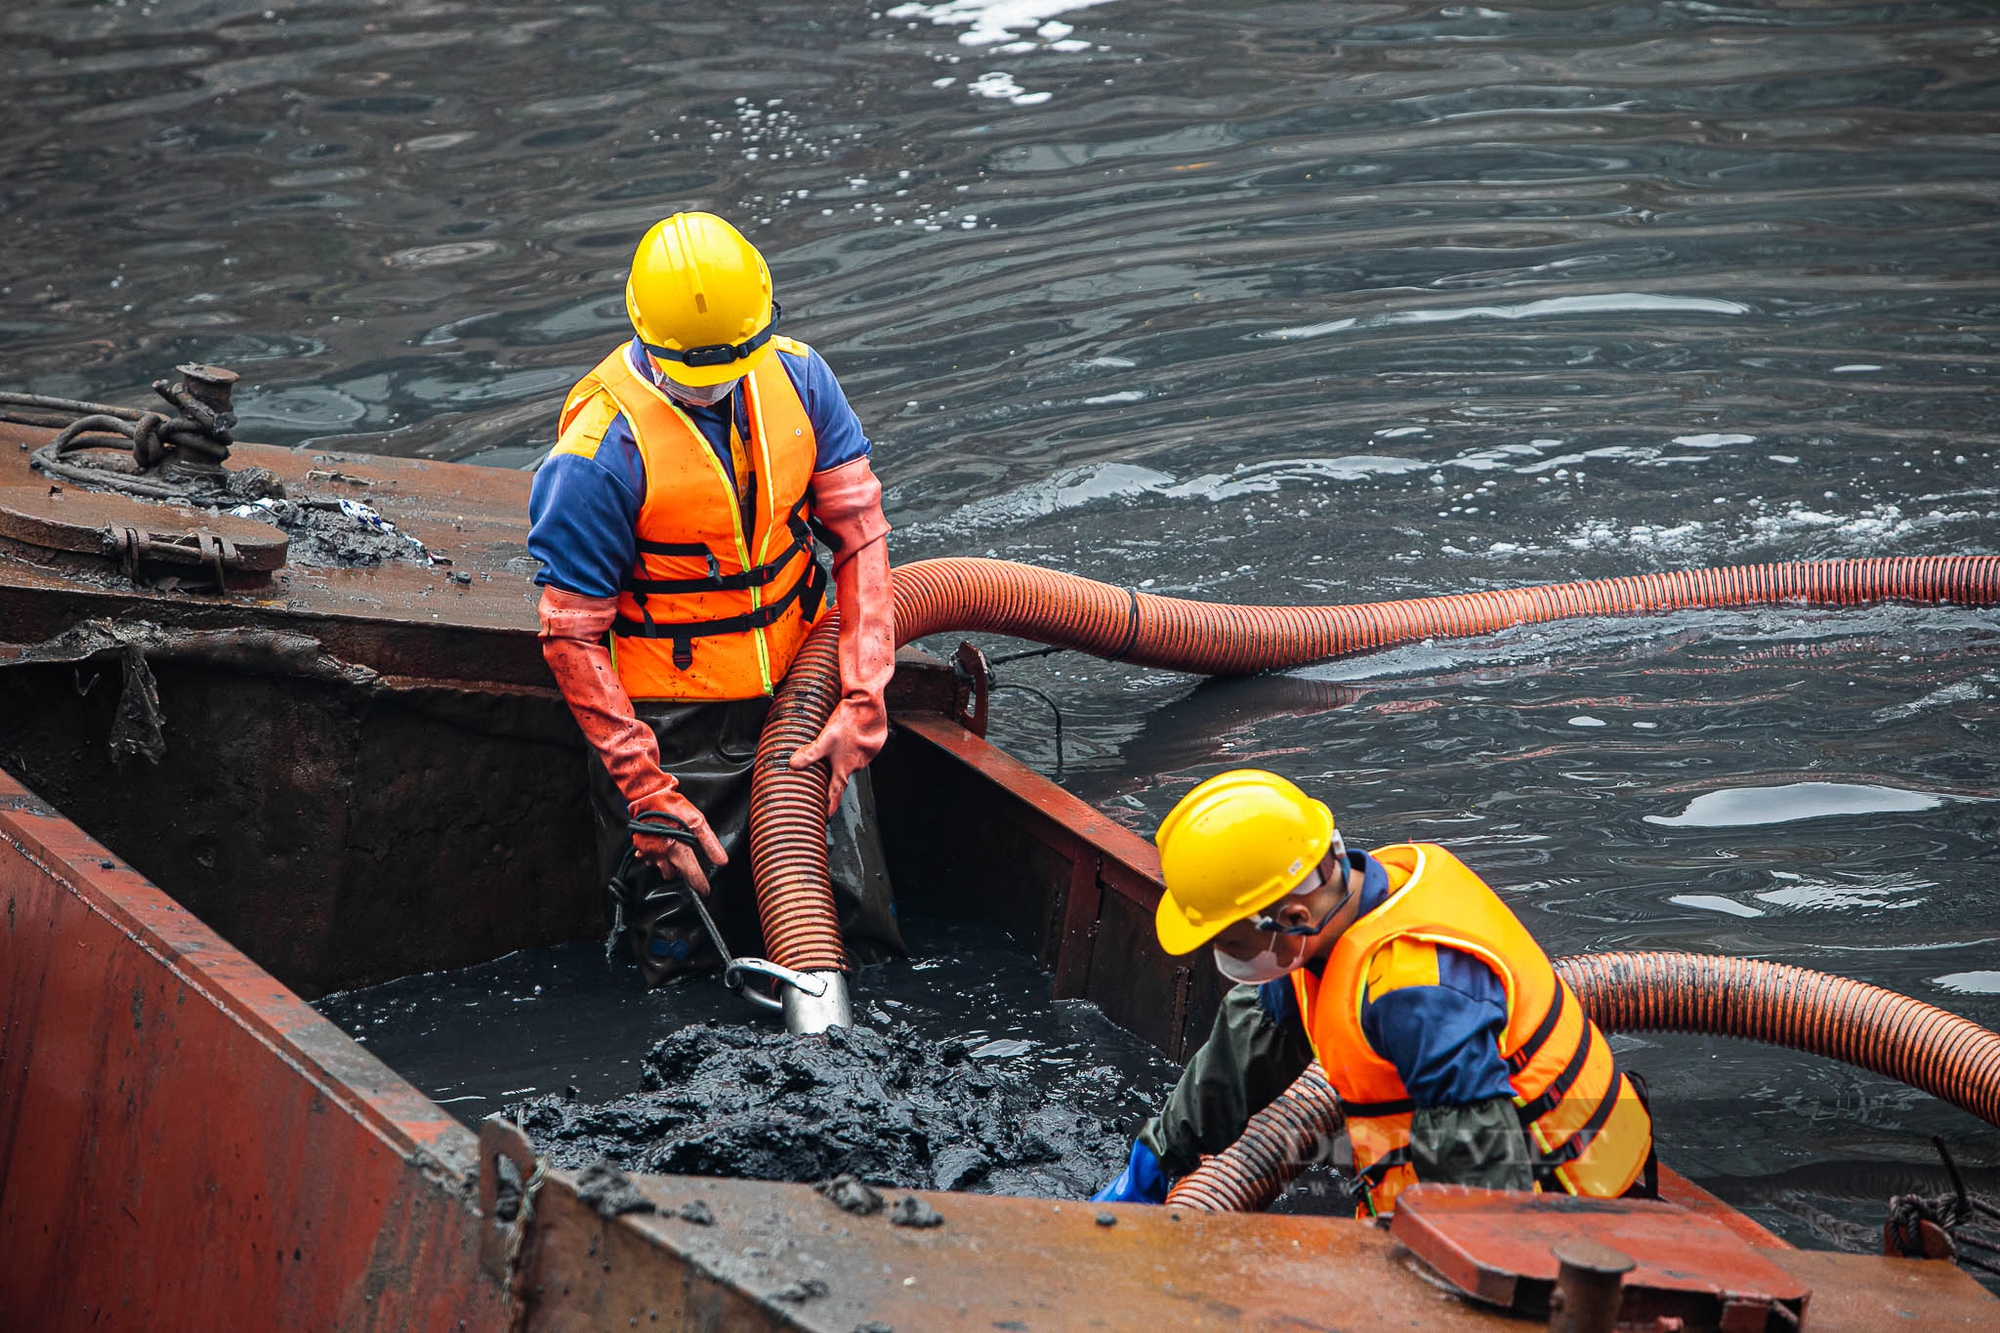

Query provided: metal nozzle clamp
[626,816,834,1020]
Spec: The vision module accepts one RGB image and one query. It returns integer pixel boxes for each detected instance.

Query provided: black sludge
[512,1020,1133,1198]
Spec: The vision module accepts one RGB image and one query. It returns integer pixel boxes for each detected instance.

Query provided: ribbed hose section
[1161,952,2000,1213]
[747,626,848,972]
[1163,1062,1344,1213]
[1556,952,2000,1129]
[894,554,2000,674]
[750,555,2000,973]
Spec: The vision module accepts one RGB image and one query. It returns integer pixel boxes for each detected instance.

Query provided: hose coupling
[723,956,829,1014]
[782,971,853,1034]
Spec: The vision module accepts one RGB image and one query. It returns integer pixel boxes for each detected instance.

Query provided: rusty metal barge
[0,395,1995,1330]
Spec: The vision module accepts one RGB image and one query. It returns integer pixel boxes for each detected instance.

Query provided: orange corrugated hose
[1164,952,2000,1212]
[751,554,2000,973]
[1161,1062,1346,1214]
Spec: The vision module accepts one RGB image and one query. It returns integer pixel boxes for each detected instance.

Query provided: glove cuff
[538,584,620,641]
[540,591,673,809]
[809,457,891,568]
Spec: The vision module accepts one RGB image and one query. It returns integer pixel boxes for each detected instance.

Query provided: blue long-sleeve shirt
[527,337,871,598]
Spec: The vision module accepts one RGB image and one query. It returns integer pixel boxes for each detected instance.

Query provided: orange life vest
[1292,844,1652,1216]
[558,340,825,701]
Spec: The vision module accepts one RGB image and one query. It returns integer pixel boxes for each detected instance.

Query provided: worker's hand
[789,696,888,817]
[1090,1140,1167,1205]
[629,786,728,896]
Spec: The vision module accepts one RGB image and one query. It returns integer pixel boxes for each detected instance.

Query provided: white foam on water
[1672,433,1755,448]
[969,1038,1037,1059]
[1747,501,1985,550]
[1646,782,1986,829]
[1557,517,1709,553]
[1753,870,1928,913]
[1161,455,1431,502]
[1872,676,1990,724]
[943,461,1172,528]
[1568,715,1608,727]
[1477,495,1987,564]
[888,0,1116,47]
[1450,441,1548,471]
[1668,894,1765,919]
[923,453,1444,534]
[1082,389,1145,405]
[1513,443,1661,474]
[1932,971,2000,995]
[966,70,1050,104]
[1259,292,1752,342]
[1295,641,1479,683]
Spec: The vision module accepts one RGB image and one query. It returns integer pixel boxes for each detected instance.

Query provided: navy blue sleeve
[778,346,871,472]
[1255,977,1299,1028]
[527,415,644,599]
[1361,946,1516,1110]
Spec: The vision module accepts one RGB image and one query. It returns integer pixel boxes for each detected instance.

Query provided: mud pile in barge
[516,1020,1131,1196]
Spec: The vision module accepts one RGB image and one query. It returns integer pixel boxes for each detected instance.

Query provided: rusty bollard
[1547,1240,1634,1333]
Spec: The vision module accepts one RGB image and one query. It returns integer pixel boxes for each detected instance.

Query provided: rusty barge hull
[1,425,1994,1329]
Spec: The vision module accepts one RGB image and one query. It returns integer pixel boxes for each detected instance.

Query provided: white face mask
[1213,938,1303,986]
[660,375,741,407]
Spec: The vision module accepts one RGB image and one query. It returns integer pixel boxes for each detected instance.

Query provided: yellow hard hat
[1154,770,1337,956]
[625,212,779,387]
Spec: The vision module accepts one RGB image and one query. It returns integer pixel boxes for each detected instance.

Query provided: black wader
[588,697,904,987]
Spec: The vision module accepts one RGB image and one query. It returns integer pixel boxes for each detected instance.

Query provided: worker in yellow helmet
[528,213,900,1001]
[1094,770,1654,1216]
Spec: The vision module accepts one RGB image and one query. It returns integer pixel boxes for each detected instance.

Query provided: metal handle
[629,816,832,1017]
[724,956,829,1011]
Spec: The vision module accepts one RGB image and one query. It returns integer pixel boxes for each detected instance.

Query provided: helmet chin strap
[1253,848,1354,939]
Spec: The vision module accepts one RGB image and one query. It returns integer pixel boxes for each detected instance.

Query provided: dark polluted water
[314,918,1183,1200]
[11,0,2000,1258]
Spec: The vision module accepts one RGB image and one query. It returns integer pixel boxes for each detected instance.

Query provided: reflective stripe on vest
[1292,844,1653,1216]
[558,339,824,701]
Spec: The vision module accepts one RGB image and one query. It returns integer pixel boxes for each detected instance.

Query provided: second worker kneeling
[1095,769,1656,1216]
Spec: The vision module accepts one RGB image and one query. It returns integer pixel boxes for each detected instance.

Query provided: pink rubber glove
[539,585,728,892]
[789,457,895,817]
[626,786,728,896]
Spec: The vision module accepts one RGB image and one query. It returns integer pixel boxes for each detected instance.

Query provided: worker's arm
[528,401,643,603]
[781,345,895,816]
[1137,979,1317,1179]
[777,341,871,473]
[1360,939,1533,1191]
[528,406,727,890]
